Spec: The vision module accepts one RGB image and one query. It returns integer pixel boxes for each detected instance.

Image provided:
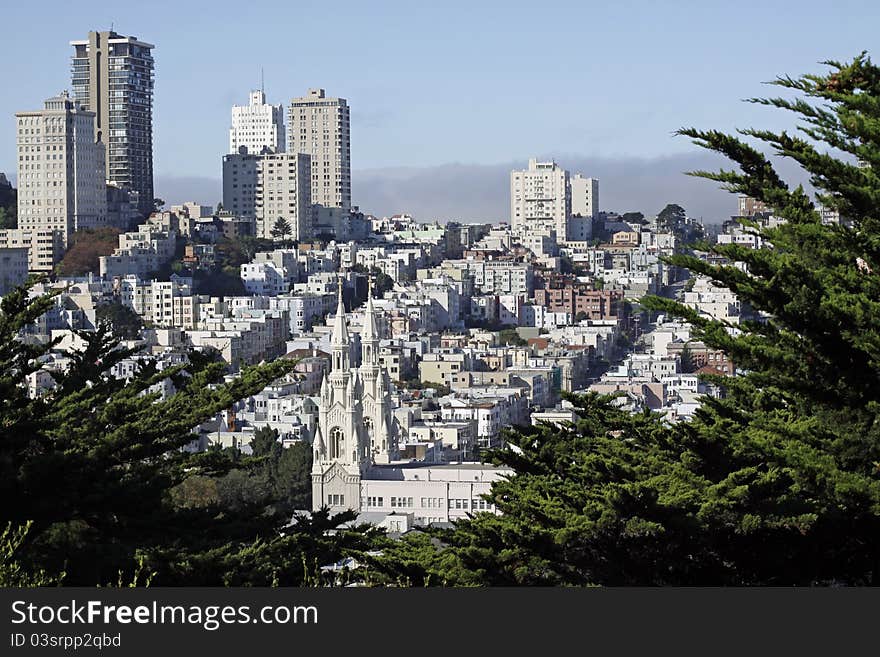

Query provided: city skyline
[0,0,876,221]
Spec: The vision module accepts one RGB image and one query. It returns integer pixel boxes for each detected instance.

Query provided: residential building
[222,150,261,220]
[99,223,176,278]
[229,89,285,155]
[270,292,334,334]
[287,88,351,211]
[71,31,155,217]
[313,206,369,242]
[255,153,312,241]
[510,159,571,241]
[0,229,64,272]
[0,247,28,296]
[240,249,301,295]
[534,282,624,320]
[189,309,289,370]
[569,174,597,241]
[570,174,598,219]
[16,93,107,247]
[117,275,201,329]
[738,195,770,217]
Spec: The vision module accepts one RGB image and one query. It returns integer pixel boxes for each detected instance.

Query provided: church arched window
[329,427,344,460]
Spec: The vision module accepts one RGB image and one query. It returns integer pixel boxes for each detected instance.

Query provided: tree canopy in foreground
[0,282,382,585]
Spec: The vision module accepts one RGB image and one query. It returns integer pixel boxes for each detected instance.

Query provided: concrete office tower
[287,89,351,211]
[255,152,312,241]
[569,174,598,241]
[16,93,107,248]
[229,90,286,155]
[71,31,155,218]
[510,159,571,241]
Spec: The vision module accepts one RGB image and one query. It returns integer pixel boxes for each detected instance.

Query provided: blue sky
[1,0,877,219]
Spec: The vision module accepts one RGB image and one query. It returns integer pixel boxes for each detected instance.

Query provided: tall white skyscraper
[16,92,107,248]
[229,90,286,155]
[287,89,351,211]
[510,159,571,241]
[570,174,598,241]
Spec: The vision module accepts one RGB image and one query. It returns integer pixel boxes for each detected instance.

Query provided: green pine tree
[1,281,375,585]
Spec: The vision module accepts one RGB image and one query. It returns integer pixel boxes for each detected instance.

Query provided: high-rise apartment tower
[71,30,155,218]
[16,92,107,248]
[287,89,350,211]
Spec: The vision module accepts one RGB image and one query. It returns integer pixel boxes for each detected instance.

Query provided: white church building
[311,284,511,525]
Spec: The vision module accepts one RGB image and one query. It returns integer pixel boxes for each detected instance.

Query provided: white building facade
[229,90,286,155]
[569,174,597,241]
[16,93,108,248]
[0,229,65,272]
[510,159,571,242]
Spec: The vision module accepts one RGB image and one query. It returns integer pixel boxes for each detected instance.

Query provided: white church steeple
[361,278,379,366]
[330,276,350,372]
[312,274,400,514]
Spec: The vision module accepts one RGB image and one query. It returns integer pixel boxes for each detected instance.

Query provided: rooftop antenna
[261,67,264,95]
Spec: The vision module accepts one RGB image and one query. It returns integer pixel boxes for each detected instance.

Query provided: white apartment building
[118,276,202,329]
[570,174,598,218]
[255,153,312,241]
[99,223,176,278]
[241,249,300,296]
[0,229,64,272]
[287,88,351,211]
[229,90,285,155]
[569,174,598,241]
[510,159,571,242]
[189,309,289,370]
[683,275,741,324]
[269,293,334,334]
[459,260,533,295]
[16,92,107,248]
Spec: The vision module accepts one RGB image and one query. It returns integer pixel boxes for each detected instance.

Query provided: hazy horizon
[148,150,811,225]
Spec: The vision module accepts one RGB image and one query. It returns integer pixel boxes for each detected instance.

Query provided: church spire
[362,275,379,365]
[313,423,325,460]
[320,370,329,402]
[331,276,349,347]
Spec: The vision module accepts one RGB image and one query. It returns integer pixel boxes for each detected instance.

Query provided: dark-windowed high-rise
[70,31,155,218]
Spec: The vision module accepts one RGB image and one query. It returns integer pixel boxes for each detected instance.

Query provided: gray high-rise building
[288,89,350,211]
[71,31,155,218]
